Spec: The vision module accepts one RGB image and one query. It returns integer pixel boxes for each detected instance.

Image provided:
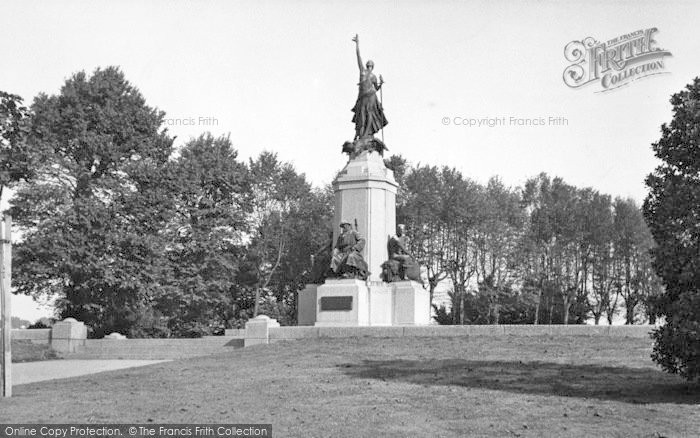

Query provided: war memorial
[296,35,429,327]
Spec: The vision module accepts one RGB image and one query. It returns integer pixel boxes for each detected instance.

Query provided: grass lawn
[1,335,699,437]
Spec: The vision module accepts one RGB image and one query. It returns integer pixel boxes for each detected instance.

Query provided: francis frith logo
[563,28,671,92]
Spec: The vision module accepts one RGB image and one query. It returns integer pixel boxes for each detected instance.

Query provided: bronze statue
[381,224,423,284]
[330,221,370,280]
[342,34,389,158]
[351,34,388,140]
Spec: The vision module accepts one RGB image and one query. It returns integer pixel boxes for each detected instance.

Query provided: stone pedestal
[297,284,318,326]
[392,281,431,325]
[244,315,280,347]
[295,151,431,327]
[333,151,397,282]
[51,318,87,353]
[315,279,369,326]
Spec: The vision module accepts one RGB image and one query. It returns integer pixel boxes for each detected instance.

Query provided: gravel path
[12,360,171,385]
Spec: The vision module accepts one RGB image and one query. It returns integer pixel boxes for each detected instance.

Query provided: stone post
[51,318,87,353]
[244,315,280,347]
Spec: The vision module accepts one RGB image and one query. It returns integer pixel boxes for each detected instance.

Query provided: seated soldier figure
[330,221,370,280]
[384,224,422,283]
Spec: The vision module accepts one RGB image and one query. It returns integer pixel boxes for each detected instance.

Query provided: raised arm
[352,34,363,72]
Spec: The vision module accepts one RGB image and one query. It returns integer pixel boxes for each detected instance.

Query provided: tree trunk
[534,289,542,325]
[626,303,635,325]
[253,288,261,317]
[428,280,437,320]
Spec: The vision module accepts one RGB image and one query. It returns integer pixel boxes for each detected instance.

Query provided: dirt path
[12,360,170,384]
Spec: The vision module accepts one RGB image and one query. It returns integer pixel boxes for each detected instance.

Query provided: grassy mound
[1,335,698,437]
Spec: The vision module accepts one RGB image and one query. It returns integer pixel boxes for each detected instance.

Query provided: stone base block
[315,279,369,326]
[244,315,280,347]
[51,318,87,353]
[393,281,430,325]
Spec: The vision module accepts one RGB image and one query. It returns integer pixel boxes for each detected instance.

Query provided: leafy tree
[644,77,700,381]
[0,91,36,198]
[474,177,525,324]
[384,154,410,209]
[398,165,451,309]
[611,198,660,324]
[240,152,332,321]
[162,133,251,335]
[586,191,614,325]
[522,174,578,324]
[441,168,481,324]
[431,303,453,325]
[11,67,175,337]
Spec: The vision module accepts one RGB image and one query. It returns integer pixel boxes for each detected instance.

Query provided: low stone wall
[262,324,656,343]
[11,319,87,353]
[11,328,51,344]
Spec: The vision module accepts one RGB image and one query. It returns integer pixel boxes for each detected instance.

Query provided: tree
[240,152,331,322]
[162,133,252,335]
[11,67,176,337]
[611,198,660,325]
[398,165,450,310]
[474,177,525,324]
[644,77,700,381]
[441,168,481,325]
[0,91,39,199]
[586,191,614,325]
[521,174,582,324]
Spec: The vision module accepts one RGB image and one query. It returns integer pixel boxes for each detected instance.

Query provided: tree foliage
[387,156,662,326]
[644,77,700,381]
[11,67,175,337]
[0,91,36,197]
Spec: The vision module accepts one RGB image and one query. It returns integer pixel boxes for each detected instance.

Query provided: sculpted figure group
[342,34,389,159]
[309,222,422,284]
[306,35,422,284]
[381,224,423,284]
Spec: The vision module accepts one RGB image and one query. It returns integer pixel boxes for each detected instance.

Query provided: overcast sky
[2,0,699,320]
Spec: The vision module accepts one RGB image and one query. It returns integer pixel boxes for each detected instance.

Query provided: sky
[1,0,699,321]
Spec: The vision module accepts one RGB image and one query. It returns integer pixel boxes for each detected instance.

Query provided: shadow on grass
[338,359,700,404]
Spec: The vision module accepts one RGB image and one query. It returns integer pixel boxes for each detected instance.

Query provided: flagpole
[379,77,385,144]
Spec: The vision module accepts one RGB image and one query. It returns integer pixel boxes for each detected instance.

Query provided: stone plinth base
[297,279,430,327]
[315,279,369,326]
[392,281,430,325]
